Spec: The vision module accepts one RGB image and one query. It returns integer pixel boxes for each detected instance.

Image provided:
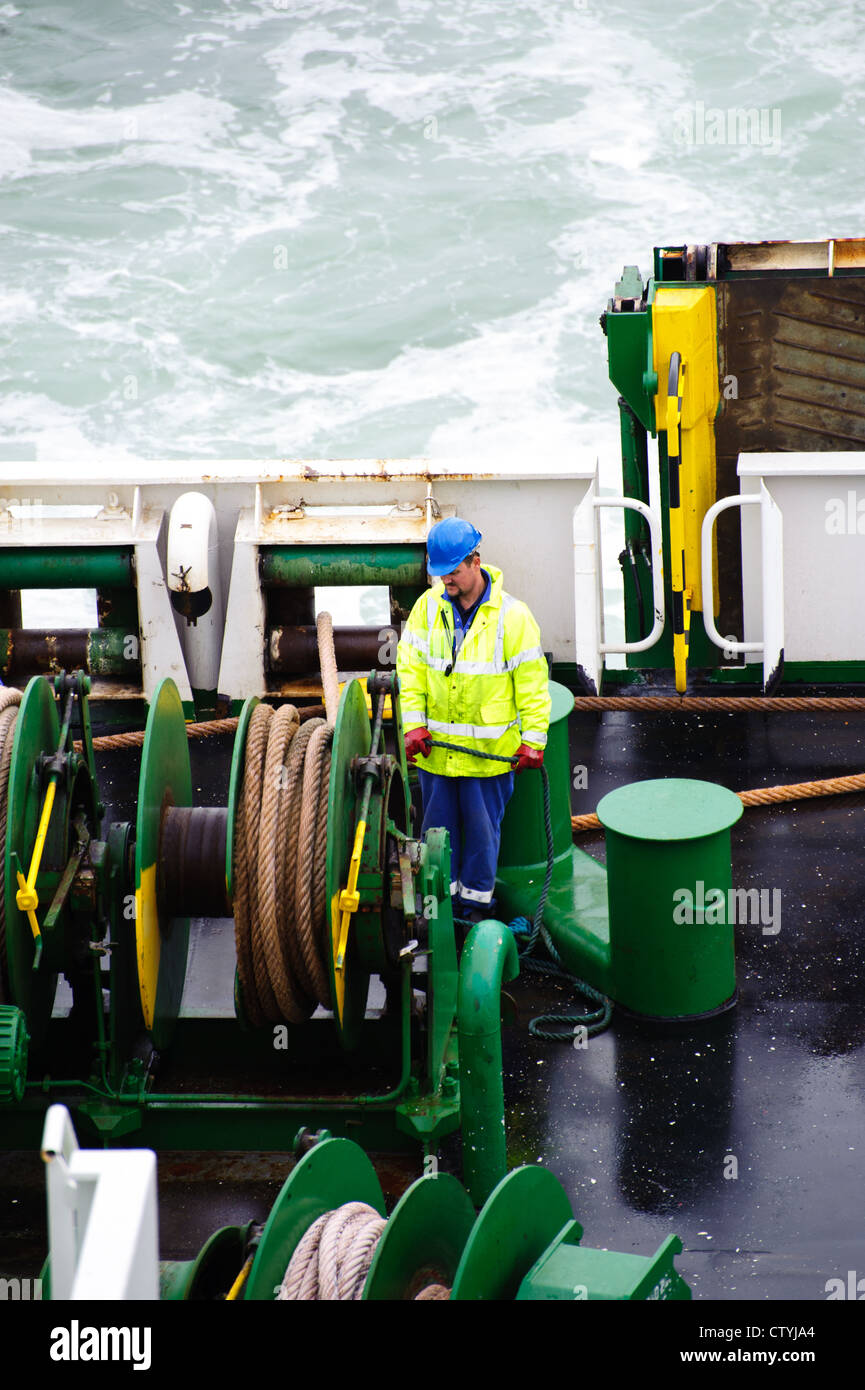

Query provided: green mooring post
[596,779,743,1019]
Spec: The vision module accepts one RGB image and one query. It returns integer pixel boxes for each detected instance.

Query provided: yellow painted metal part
[332,817,367,1024]
[15,774,58,940]
[652,285,720,617]
[338,683,393,720]
[225,1255,253,1301]
[136,861,160,1030]
[665,355,690,694]
[15,869,42,942]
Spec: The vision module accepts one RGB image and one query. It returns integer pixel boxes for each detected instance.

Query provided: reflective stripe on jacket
[396,564,551,777]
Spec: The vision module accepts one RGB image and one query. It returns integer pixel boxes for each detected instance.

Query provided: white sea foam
[0,0,862,476]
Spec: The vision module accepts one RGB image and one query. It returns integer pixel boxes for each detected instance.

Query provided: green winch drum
[596,778,743,1020]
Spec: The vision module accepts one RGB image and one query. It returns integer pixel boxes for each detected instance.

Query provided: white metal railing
[701,485,784,688]
[594,496,666,654]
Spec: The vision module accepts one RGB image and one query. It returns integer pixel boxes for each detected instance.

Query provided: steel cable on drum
[232,621,336,1027]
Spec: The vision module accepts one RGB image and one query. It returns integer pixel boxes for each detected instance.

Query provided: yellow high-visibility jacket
[396,564,551,777]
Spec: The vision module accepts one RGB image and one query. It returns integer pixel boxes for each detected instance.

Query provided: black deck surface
[3,694,864,1315]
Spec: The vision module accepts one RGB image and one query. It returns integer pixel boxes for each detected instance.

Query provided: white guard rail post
[41,1104,159,1300]
[594,496,666,654]
[701,484,784,692]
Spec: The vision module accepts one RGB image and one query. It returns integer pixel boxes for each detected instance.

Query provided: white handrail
[593,496,665,654]
[701,488,785,693]
[701,494,763,653]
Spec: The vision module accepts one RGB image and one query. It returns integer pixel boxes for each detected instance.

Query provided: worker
[396,516,551,924]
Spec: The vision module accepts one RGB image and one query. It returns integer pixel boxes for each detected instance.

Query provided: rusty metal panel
[711,275,865,639]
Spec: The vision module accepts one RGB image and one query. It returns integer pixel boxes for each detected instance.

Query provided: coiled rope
[0,687,22,1003]
[506,765,612,1043]
[277,1203,386,1300]
[233,622,336,1027]
[427,738,613,1043]
[276,1202,451,1301]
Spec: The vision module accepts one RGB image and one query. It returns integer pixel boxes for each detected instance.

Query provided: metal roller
[259,543,425,588]
[0,628,141,682]
[158,807,230,919]
[267,625,393,676]
[0,546,135,590]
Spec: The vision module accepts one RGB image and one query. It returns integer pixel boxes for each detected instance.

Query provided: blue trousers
[418,770,514,911]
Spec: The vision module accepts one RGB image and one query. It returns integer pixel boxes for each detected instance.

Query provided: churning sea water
[1,0,864,625]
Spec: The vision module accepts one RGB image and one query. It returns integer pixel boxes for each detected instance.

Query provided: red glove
[514,743,544,772]
[405,727,432,762]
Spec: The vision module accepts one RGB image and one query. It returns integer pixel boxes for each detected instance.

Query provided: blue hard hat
[426,517,483,576]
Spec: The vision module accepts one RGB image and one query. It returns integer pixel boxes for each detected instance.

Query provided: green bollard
[596,778,743,1019]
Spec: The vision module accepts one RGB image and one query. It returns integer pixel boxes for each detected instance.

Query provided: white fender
[166,491,225,698]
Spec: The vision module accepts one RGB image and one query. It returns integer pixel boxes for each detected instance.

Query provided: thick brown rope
[235,703,274,1026]
[74,705,326,754]
[0,693,22,1002]
[295,722,334,1007]
[280,719,321,1013]
[257,704,302,1021]
[572,770,865,834]
[234,616,338,1026]
[574,696,865,713]
[317,611,341,726]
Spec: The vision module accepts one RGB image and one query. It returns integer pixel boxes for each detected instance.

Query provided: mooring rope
[0,688,22,1003]
[275,1201,451,1301]
[316,610,341,726]
[277,1203,386,1301]
[233,622,336,1026]
[428,737,614,1043]
[571,769,865,835]
[72,704,327,754]
[573,695,865,713]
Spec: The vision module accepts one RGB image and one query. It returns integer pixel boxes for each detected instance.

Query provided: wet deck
[2,693,865,1312]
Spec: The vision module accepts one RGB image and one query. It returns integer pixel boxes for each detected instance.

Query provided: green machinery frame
[603,242,865,688]
[0,667,515,1205]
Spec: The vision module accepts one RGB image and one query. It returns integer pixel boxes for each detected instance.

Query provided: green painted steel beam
[517,1228,690,1301]
[0,547,134,589]
[260,544,426,588]
[456,919,518,1207]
